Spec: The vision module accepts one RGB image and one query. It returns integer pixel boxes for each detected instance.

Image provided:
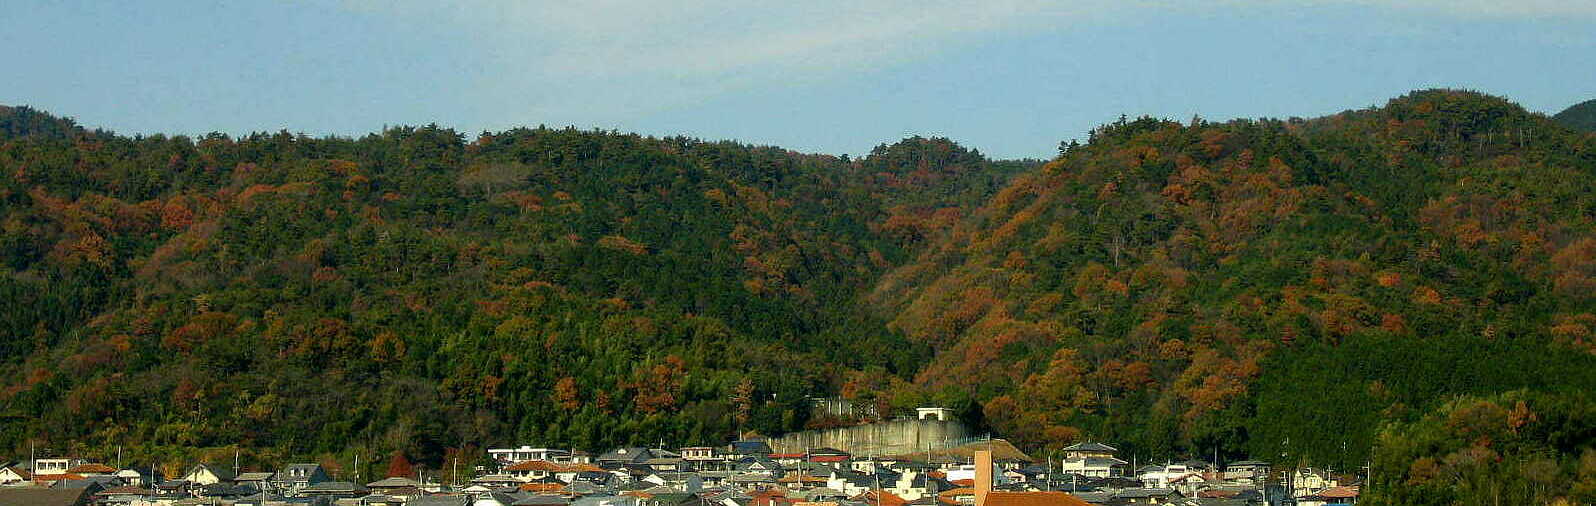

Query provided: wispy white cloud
[343,0,1594,124]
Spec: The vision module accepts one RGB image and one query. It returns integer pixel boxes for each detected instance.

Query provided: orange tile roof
[980,492,1091,506]
[853,490,908,506]
[938,488,975,497]
[950,479,974,487]
[33,473,86,482]
[519,482,568,493]
[1313,486,1360,498]
[505,460,565,472]
[67,464,118,474]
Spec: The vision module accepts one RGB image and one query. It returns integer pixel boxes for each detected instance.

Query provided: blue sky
[4,1,1593,159]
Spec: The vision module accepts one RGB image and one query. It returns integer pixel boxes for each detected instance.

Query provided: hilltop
[1554,98,1596,132]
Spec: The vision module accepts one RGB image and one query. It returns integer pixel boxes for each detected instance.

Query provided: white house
[0,466,33,486]
[488,446,570,465]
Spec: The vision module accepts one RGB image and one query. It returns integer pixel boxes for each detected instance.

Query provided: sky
[3,1,1594,159]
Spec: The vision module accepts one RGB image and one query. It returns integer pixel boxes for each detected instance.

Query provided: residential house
[1,466,34,486]
[366,476,423,493]
[180,463,236,486]
[112,469,158,488]
[300,480,366,499]
[92,485,156,506]
[1287,468,1339,498]
[807,449,850,465]
[681,448,725,471]
[32,459,89,476]
[1055,443,1126,479]
[1298,485,1359,506]
[470,474,524,489]
[1111,488,1182,504]
[644,457,687,473]
[64,464,116,478]
[1221,461,1270,484]
[235,472,274,491]
[272,463,330,495]
[491,447,573,466]
[505,461,566,482]
[599,449,666,469]
[726,441,773,461]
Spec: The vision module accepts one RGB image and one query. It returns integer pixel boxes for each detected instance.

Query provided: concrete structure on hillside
[766,419,970,458]
[915,408,954,421]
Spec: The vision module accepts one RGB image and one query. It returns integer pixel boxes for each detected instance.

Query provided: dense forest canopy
[1554,98,1596,133]
[3,90,1596,503]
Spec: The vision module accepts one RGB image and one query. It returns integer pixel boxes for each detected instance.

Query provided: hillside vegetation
[866,90,1596,503]
[0,106,1026,470]
[1554,98,1596,133]
[4,91,1596,502]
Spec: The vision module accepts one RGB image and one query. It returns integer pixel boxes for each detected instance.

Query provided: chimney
[975,450,992,506]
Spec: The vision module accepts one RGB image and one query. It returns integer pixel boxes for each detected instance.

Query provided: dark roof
[1113,488,1180,498]
[407,496,471,506]
[200,483,260,497]
[301,481,364,493]
[0,487,93,506]
[236,472,275,482]
[1072,457,1127,467]
[728,441,772,455]
[95,486,156,496]
[277,463,325,478]
[598,448,656,463]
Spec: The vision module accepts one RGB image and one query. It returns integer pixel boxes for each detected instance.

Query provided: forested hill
[0,106,1027,469]
[5,90,1596,502]
[868,89,1596,502]
[1555,98,1596,132]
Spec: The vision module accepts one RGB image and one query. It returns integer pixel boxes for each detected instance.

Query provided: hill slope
[0,108,1026,470]
[867,90,1596,502]
[1554,98,1596,132]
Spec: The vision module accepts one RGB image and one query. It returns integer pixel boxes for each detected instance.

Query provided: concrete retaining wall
[768,419,971,457]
